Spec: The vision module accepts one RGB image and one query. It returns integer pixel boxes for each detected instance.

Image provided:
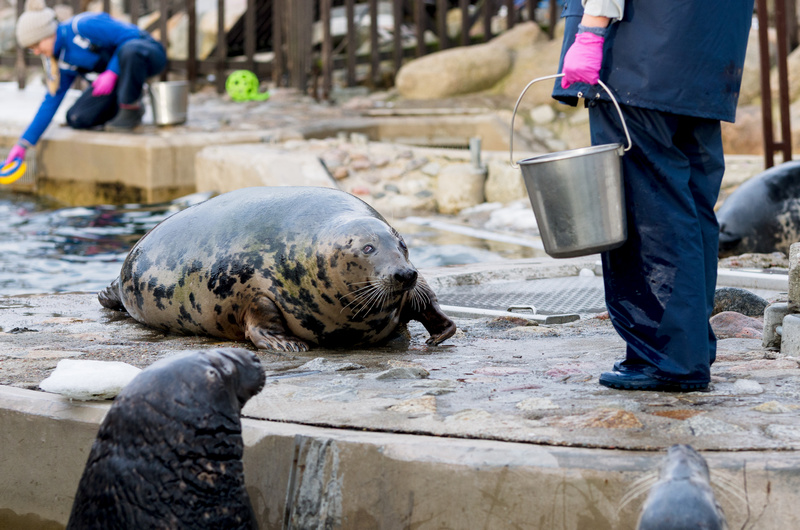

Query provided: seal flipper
[243,296,310,353]
[402,277,456,345]
[98,277,125,311]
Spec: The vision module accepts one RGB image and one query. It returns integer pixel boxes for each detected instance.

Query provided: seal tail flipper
[243,296,310,353]
[403,277,456,345]
[98,277,126,311]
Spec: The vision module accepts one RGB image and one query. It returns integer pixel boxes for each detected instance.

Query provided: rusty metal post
[346,0,357,86]
[245,0,256,73]
[527,0,537,22]
[775,0,793,162]
[482,0,492,42]
[505,0,515,29]
[216,0,227,93]
[415,0,425,57]
[548,0,558,39]
[272,0,284,87]
[15,0,25,89]
[460,0,469,46]
[393,0,403,74]
[288,0,312,91]
[187,0,197,90]
[159,0,169,81]
[369,0,379,86]
[437,0,449,49]
[321,0,332,100]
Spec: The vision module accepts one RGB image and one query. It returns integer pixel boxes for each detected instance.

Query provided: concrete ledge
[1,386,799,529]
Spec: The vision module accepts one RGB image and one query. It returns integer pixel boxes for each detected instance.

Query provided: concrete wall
[2,386,799,529]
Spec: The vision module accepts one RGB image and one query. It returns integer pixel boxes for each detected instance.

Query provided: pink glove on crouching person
[561,31,605,88]
[4,145,26,166]
[92,70,118,96]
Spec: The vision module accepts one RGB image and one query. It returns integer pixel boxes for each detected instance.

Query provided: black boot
[105,106,144,132]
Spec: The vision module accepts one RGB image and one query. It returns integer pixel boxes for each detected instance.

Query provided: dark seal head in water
[66,348,265,530]
[718,160,800,258]
[637,444,727,530]
[99,186,456,352]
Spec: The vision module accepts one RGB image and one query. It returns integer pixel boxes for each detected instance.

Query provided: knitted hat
[16,0,58,49]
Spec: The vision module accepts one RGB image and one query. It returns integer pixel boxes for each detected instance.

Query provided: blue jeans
[589,101,725,385]
[66,37,167,129]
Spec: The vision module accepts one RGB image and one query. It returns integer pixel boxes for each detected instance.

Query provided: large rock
[395,41,513,100]
[195,144,337,194]
[395,22,544,100]
[485,158,527,204]
[436,163,486,214]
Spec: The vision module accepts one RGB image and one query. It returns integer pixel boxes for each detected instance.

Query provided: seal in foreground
[637,444,727,530]
[66,348,265,529]
[99,186,456,351]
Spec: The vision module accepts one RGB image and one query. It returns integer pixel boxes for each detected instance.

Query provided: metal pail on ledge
[510,74,632,259]
[149,81,189,126]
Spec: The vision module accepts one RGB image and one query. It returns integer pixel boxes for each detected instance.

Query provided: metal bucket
[510,74,632,258]
[149,81,189,126]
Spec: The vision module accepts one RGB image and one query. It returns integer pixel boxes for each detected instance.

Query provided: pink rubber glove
[4,145,26,166]
[561,31,605,89]
[92,70,118,96]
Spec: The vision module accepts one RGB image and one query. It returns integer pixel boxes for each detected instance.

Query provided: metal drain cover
[436,276,606,315]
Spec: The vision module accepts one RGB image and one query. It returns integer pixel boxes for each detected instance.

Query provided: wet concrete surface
[2,262,799,454]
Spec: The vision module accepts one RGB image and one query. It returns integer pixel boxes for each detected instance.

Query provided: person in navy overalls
[5,0,167,166]
[552,0,754,391]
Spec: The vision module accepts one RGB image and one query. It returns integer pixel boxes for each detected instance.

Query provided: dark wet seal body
[637,444,727,530]
[99,186,456,352]
[718,160,800,258]
[66,348,265,530]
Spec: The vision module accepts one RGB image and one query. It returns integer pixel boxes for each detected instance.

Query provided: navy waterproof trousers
[589,100,725,385]
[65,37,166,129]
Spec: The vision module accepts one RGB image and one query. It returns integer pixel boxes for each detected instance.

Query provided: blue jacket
[552,0,754,123]
[21,13,149,147]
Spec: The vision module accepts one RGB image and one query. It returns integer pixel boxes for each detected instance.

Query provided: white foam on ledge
[39,359,141,401]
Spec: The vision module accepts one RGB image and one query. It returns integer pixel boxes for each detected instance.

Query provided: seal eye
[362,244,375,254]
[399,239,407,251]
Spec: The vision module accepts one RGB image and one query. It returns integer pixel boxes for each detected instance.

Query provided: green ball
[225,70,269,102]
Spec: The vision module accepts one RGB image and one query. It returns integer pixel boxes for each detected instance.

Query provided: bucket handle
[509,73,633,169]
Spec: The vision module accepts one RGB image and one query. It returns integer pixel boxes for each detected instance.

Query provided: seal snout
[393,268,418,290]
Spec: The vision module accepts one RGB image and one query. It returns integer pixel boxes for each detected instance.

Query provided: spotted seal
[99,186,456,351]
[637,444,727,530]
[718,160,800,257]
[66,348,265,529]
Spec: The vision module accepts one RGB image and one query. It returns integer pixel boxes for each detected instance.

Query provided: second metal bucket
[149,81,189,126]
[510,74,632,259]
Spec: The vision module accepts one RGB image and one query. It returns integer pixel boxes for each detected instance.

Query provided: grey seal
[718,160,800,257]
[637,444,727,530]
[66,348,265,529]
[99,186,456,352]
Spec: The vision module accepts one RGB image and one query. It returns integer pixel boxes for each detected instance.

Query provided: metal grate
[436,276,606,315]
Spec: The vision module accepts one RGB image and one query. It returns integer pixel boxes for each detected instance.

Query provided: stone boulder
[395,22,544,100]
[195,144,337,194]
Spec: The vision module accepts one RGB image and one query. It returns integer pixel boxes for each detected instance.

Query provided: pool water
[0,191,540,296]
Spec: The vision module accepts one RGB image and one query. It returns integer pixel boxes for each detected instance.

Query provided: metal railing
[1,0,559,97]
